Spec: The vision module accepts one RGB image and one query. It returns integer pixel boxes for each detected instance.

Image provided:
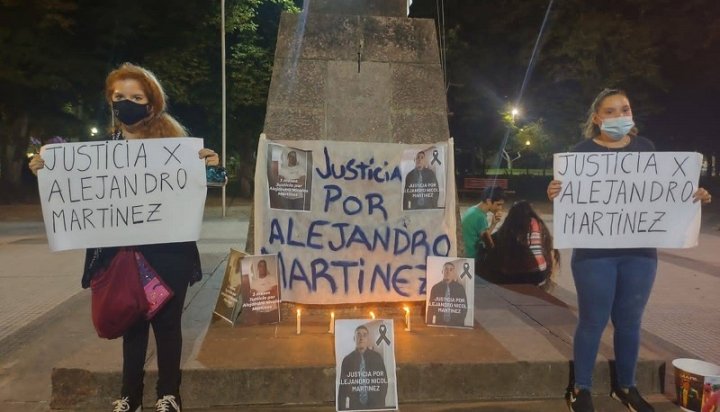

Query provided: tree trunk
[502,150,521,176]
[1,113,30,186]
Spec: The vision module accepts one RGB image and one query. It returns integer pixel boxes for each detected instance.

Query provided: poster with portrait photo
[335,319,398,412]
[235,254,281,326]
[425,256,474,328]
[212,249,247,325]
[267,143,313,211]
[400,146,446,211]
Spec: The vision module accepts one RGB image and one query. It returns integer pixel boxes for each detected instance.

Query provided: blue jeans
[571,250,657,390]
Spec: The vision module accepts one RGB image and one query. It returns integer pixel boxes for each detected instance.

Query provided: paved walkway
[0,199,250,351]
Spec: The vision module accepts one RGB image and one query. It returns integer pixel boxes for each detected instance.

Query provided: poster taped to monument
[36,138,207,251]
[335,319,398,411]
[425,256,474,329]
[254,134,458,304]
[552,151,702,249]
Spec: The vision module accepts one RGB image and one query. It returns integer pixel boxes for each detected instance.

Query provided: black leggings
[121,279,188,400]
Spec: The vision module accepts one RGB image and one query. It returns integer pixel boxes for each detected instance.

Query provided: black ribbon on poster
[431,149,441,165]
[461,262,472,279]
[376,324,391,346]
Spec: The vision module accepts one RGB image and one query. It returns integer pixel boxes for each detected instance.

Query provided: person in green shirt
[461,186,505,259]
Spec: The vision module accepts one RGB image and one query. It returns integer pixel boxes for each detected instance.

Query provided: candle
[404,306,411,331]
[369,311,375,320]
[296,309,301,335]
[329,311,335,334]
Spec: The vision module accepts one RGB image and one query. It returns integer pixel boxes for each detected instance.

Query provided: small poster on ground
[425,256,474,328]
[213,249,246,324]
[212,250,281,326]
[335,319,398,411]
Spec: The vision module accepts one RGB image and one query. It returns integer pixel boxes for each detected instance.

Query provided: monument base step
[50,274,665,410]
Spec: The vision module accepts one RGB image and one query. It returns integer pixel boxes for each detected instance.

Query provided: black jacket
[337,349,388,410]
[82,242,202,291]
[426,280,468,326]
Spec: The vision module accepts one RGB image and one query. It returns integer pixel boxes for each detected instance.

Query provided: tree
[0,0,100,192]
[516,119,553,175]
[0,0,299,197]
[496,110,551,175]
[411,0,720,180]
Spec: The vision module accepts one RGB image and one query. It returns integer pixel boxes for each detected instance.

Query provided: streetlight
[525,140,531,146]
[90,127,98,137]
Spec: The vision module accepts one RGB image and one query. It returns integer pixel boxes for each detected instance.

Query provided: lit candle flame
[370,311,375,319]
[403,306,411,331]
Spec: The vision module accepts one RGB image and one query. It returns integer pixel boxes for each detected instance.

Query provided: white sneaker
[112,396,142,412]
[155,395,181,412]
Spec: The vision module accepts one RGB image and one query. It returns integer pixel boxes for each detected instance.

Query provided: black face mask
[112,100,150,125]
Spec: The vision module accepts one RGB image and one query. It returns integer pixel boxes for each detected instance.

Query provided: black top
[570,136,657,259]
[82,243,202,290]
[337,349,389,410]
[426,280,468,326]
[571,135,655,152]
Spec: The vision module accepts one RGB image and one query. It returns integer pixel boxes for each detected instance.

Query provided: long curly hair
[493,200,559,275]
[105,62,187,138]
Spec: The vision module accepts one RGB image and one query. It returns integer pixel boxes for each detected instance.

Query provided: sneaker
[155,395,181,412]
[112,396,142,412]
[610,386,655,412]
[566,388,594,412]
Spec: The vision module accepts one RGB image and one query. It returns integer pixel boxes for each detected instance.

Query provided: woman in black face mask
[29,62,219,412]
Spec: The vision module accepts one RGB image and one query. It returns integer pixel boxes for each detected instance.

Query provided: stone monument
[247,1,457,318]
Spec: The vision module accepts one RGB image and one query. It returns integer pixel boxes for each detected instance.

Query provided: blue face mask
[600,116,634,140]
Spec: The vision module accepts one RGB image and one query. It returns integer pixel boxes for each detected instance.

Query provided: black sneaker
[155,395,181,412]
[610,386,655,412]
[112,396,142,412]
[566,388,594,412]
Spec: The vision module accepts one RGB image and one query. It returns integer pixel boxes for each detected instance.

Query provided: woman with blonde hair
[548,89,711,412]
[30,62,219,412]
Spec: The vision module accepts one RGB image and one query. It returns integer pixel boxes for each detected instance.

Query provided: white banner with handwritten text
[254,135,457,304]
[553,151,702,249]
[37,138,207,251]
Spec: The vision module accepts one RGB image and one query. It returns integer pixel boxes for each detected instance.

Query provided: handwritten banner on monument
[553,151,702,249]
[254,135,457,304]
[37,138,207,251]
